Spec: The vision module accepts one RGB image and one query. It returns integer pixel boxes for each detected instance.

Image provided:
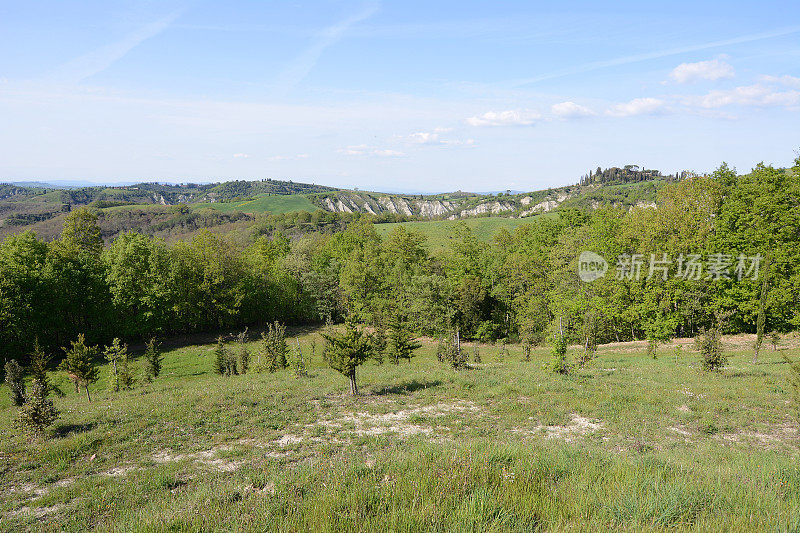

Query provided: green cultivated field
[194,193,318,215]
[376,214,554,251]
[2,333,799,531]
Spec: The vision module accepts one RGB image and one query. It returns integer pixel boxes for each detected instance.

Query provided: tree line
[1,158,799,374]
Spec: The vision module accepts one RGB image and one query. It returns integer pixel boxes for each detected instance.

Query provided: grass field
[193,194,318,215]
[1,332,799,531]
[375,214,555,251]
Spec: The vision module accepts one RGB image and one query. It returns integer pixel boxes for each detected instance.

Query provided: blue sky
[1,1,798,192]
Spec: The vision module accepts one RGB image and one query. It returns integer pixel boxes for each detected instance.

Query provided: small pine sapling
[143,337,164,382]
[372,324,387,365]
[104,338,128,392]
[550,333,570,375]
[498,342,509,362]
[696,328,726,372]
[442,329,467,370]
[472,346,481,364]
[214,337,237,376]
[769,331,780,351]
[4,359,25,406]
[258,322,288,372]
[522,343,532,362]
[118,347,136,390]
[15,378,58,439]
[386,316,421,365]
[435,337,447,362]
[782,352,800,423]
[29,339,63,397]
[236,329,250,374]
[291,339,308,378]
[59,334,99,402]
[321,320,375,395]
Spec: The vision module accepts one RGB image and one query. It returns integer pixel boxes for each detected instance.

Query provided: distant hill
[0,168,669,240]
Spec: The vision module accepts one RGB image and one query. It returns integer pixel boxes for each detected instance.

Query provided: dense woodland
[578,165,686,186]
[1,159,799,371]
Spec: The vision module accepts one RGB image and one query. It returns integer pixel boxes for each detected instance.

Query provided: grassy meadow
[375,214,555,251]
[1,332,799,531]
[193,194,318,215]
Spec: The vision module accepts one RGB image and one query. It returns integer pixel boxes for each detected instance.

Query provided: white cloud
[338,145,404,157]
[408,131,441,144]
[232,153,250,158]
[669,59,734,83]
[551,101,595,118]
[268,153,310,161]
[465,109,541,127]
[606,97,665,117]
[693,84,800,108]
[759,74,800,88]
[373,149,405,157]
[404,130,475,146]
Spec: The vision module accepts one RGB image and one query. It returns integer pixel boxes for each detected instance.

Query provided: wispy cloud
[338,144,404,157]
[273,2,379,95]
[404,131,475,146]
[759,74,800,88]
[268,154,310,161]
[669,58,734,83]
[690,84,800,108]
[606,98,665,117]
[551,101,595,118]
[46,11,182,84]
[506,25,800,87]
[466,109,541,126]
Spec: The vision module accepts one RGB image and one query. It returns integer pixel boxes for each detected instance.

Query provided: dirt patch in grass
[152,445,243,472]
[516,414,604,442]
[719,422,799,447]
[314,400,482,439]
[5,503,63,520]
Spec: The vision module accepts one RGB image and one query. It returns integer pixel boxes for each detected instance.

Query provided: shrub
[257,322,288,373]
[15,378,58,439]
[440,330,467,370]
[214,337,237,376]
[646,339,658,359]
[143,337,163,382]
[696,328,726,372]
[118,347,136,390]
[770,331,781,351]
[4,359,25,406]
[550,334,570,374]
[475,321,502,343]
[236,329,250,374]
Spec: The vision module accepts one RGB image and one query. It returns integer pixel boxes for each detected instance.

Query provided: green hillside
[375,214,556,251]
[194,193,318,215]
